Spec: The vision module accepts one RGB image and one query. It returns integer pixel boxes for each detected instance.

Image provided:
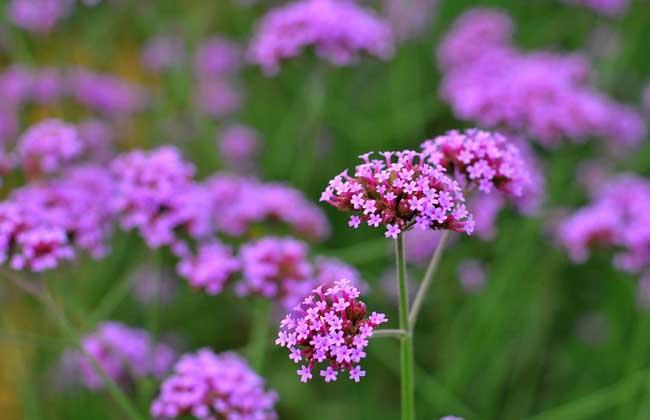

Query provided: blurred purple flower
[133,265,177,305]
[76,118,115,163]
[17,119,83,177]
[31,68,64,104]
[457,259,486,294]
[177,241,240,296]
[7,0,71,33]
[68,68,146,117]
[382,0,437,42]
[217,123,261,170]
[0,65,33,106]
[402,228,456,264]
[151,348,278,419]
[141,35,186,73]
[195,77,242,117]
[248,0,394,75]
[194,36,241,77]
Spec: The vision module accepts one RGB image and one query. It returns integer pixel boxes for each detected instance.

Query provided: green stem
[408,231,450,328]
[396,234,415,420]
[371,329,408,339]
[40,287,146,420]
[248,299,272,373]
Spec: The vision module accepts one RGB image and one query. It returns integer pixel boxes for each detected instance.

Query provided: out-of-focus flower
[457,259,486,293]
[151,348,278,419]
[558,174,650,278]
[194,37,241,77]
[177,241,240,296]
[0,66,34,106]
[276,278,388,383]
[195,77,242,117]
[17,119,83,177]
[76,118,115,163]
[207,174,330,241]
[141,35,186,73]
[562,0,628,16]
[217,124,261,170]
[402,229,454,264]
[468,193,505,241]
[7,0,72,33]
[133,265,177,305]
[248,0,394,75]
[66,322,176,390]
[438,8,645,149]
[31,68,64,104]
[321,150,474,238]
[422,129,531,197]
[313,256,367,293]
[237,236,313,309]
[68,68,146,117]
[382,0,437,42]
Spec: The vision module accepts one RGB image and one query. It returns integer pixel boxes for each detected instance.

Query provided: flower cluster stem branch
[396,234,415,420]
[409,231,449,329]
[371,329,408,339]
[248,299,272,373]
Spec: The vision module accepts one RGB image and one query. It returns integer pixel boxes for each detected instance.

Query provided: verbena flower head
[321,150,474,238]
[17,119,83,176]
[248,0,394,75]
[237,236,313,309]
[177,241,241,296]
[218,124,261,168]
[421,129,531,197]
[207,174,330,241]
[141,35,186,73]
[151,348,278,419]
[194,36,241,77]
[68,68,146,117]
[276,279,388,383]
[69,322,176,390]
[7,0,71,33]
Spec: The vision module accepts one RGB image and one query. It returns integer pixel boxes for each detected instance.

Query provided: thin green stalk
[396,234,415,420]
[248,299,272,373]
[40,288,146,420]
[371,329,408,339]
[409,231,449,329]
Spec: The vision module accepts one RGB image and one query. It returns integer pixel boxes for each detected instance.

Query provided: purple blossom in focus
[65,321,176,390]
[141,35,186,73]
[17,119,83,177]
[248,0,394,75]
[150,348,278,419]
[457,259,486,294]
[276,278,388,383]
[321,150,474,238]
[177,241,240,296]
[437,8,645,149]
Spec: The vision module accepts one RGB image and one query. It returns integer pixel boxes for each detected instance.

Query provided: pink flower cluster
[558,175,650,278]
[248,0,394,75]
[141,35,186,73]
[151,348,278,419]
[421,129,531,197]
[0,165,116,271]
[321,150,474,238]
[68,321,176,390]
[217,124,261,171]
[69,68,147,117]
[177,241,241,296]
[438,8,645,148]
[207,174,330,241]
[6,0,71,33]
[276,279,388,383]
[17,119,83,177]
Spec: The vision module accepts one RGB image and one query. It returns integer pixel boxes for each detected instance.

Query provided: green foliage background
[1,0,650,419]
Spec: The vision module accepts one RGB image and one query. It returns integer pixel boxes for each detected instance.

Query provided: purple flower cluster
[321,150,474,238]
[69,321,176,390]
[237,237,314,309]
[248,0,394,75]
[207,174,330,241]
[217,124,261,171]
[194,37,242,77]
[150,348,278,419]
[0,164,115,271]
[177,241,241,296]
[69,68,147,117]
[558,175,650,279]
[17,119,83,177]
[421,129,531,197]
[438,8,645,148]
[562,0,628,16]
[276,279,388,383]
[382,0,438,42]
[7,0,71,33]
[141,35,186,73]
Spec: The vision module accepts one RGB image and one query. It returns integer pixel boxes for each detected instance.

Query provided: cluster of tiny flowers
[67,322,176,390]
[17,119,83,177]
[207,174,330,241]
[558,175,650,278]
[421,129,531,197]
[237,237,314,309]
[141,35,186,73]
[150,349,278,420]
[437,8,645,148]
[562,0,628,16]
[177,241,241,296]
[276,279,388,383]
[248,0,394,75]
[110,146,200,251]
[0,165,116,271]
[321,150,474,238]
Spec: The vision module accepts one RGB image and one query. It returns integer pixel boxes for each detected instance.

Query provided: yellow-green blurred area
[0,0,649,419]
